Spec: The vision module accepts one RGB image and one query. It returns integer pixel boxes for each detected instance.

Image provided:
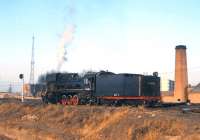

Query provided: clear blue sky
[0,0,200,85]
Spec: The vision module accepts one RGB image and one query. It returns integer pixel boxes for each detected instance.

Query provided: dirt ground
[0,98,200,140]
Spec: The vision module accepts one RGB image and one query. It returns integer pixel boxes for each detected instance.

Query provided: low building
[23,83,45,96]
[188,83,200,104]
[161,78,174,92]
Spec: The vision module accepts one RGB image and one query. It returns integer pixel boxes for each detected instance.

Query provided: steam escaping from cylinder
[57,24,76,71]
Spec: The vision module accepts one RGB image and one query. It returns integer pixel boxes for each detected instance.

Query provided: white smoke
[57,1,76,71]
[57,24,76,71]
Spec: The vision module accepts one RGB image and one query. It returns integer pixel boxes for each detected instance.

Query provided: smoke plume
[57,24,76,71]
[57,1,76,71]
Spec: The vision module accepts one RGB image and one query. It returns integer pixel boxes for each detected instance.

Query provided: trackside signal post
[19,74,24,102]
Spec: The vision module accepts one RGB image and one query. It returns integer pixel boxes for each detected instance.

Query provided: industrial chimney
[174,45,188,103]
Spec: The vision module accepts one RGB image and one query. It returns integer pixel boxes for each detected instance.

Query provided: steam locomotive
[41,71,160,106]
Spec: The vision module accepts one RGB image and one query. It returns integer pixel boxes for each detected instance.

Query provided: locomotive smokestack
[174,45,188,103]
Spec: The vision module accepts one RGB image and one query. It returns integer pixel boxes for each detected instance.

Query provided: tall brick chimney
[174,45,188,103]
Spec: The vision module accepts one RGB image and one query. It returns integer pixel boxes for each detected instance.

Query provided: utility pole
[8,83,12,93]
[29,34,35,95]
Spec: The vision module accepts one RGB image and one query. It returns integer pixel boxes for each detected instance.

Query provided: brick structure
[174,45,188,103]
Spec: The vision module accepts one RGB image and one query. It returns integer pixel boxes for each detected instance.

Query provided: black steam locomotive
[41,71,160,106]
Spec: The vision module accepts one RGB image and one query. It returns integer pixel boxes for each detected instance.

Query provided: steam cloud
[57,1,76,71]
[57,24,76,71]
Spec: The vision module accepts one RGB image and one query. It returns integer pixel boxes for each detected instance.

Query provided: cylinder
[174,45,188,102]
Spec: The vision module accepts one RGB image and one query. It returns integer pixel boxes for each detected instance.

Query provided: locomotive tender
[41,71,160,106]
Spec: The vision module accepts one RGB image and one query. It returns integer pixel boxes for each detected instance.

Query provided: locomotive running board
[98,96,161,100]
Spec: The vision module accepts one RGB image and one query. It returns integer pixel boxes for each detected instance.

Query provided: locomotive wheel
[72,95,79,105]
[61,95,68,105]
[67,95,73,105]
[61,98,67,105]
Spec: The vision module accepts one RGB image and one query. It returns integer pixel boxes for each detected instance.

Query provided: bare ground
[0,98,200,140]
